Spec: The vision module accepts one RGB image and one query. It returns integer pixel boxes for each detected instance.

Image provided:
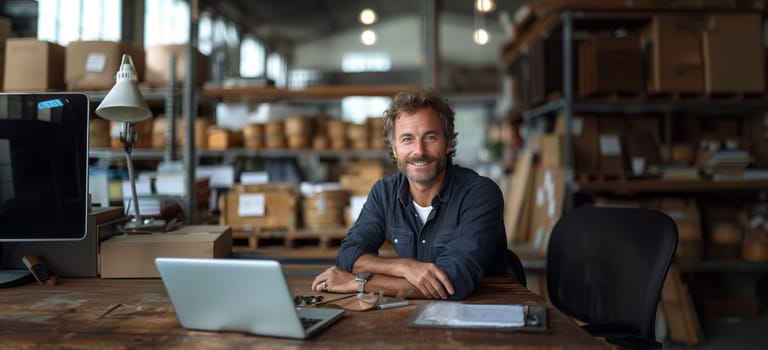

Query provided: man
[312,87,523,300]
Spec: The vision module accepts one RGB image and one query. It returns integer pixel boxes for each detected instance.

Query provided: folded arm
[311,254,454,299]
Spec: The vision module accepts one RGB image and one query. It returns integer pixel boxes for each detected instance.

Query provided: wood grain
[0,275,607,349]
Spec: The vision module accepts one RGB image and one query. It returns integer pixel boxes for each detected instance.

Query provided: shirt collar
[396,160,455,207]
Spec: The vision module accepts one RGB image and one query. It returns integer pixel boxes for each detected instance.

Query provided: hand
[311,266,356,293]
[398,260,454,299]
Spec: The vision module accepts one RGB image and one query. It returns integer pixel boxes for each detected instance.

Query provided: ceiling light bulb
[361,29,377,45]
[475,0,496,13]
[360,8,377,25]
[473,28,489,45]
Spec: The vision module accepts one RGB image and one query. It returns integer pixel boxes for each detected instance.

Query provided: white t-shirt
[413,201,433,225]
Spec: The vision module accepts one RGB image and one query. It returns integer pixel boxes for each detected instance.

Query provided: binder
[407,302,547,332]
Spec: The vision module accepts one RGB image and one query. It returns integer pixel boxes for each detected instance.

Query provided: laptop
[155,257,345,339]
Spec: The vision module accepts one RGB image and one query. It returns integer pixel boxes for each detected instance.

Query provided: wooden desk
[0,275,607,349]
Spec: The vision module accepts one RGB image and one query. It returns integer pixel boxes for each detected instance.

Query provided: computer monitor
[0,93,89,285]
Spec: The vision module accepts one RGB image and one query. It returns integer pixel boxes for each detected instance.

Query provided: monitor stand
[0,269,33,287]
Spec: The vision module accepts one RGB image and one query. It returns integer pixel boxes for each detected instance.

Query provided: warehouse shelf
[677,260,768,273]
[576,178,768,195]
[501,2,765,67]
[505,8,768,174]
[502,6,768,270]
[84,89,174,102]
[202,84,419,101]
[89,147,389,161]
[523,96,768,120]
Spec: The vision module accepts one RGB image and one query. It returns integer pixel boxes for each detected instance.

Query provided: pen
[379,300,409,310]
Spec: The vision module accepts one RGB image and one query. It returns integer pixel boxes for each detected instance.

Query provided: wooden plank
[232,227,349,251]
[501,11,561,67]
[505,149,535,245]
[528,166,566,253]
[661,264,702,346]
[202,85,419,101]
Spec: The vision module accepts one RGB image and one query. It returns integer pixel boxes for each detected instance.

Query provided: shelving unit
[504,7,768,196]
[502,4,768,337]
[185,84,407,254]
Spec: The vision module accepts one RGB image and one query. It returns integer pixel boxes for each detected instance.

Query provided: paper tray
[407,302,547,332]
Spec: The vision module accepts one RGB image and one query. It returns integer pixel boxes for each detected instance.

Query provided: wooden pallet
[232,227,348,251]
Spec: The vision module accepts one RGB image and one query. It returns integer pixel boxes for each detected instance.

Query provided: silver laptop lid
[155,257,342,339]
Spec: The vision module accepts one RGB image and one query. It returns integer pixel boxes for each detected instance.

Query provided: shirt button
[421,239,426,244]
[394,238,399,243]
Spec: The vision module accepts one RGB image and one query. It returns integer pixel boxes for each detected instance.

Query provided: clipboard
[407,302,547,332]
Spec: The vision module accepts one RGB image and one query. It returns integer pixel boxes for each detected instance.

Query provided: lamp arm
[121,122,142,221]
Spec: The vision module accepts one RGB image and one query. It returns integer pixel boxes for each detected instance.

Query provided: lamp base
[123,217,168,233]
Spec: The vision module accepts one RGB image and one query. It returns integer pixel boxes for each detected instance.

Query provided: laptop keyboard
[300,317,322,330]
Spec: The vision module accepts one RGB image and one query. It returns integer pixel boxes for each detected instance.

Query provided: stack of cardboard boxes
[2,38,210,154]
[3,39,208,92]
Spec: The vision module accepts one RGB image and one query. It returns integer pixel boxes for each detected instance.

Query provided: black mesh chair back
[546,207,678,349]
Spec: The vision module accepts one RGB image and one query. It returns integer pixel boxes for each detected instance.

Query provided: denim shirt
[336,163,510,300]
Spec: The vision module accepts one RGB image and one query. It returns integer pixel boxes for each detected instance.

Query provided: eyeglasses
[357,290,381,305]
[293,295,324,306]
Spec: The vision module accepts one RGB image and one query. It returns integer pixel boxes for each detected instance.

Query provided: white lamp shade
[95,54,152,122]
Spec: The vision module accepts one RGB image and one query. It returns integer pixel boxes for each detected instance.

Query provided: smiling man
[311,87,524,300]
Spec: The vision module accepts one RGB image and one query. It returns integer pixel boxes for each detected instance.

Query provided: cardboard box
[528,37,562,106]
[207,128,243,150]
[540,134,566,168]
[702,14,765,93]
[218,183,298,232]
[572,115,600,174]
[152,116,213,149]
[528,167,565,253]
[145,44,208,88]
[100,225,232,278]
[647,16,706,93]
[65,40,145,90]
[0,16,13,51]
[577,36,644,96]
[3,38,65,91]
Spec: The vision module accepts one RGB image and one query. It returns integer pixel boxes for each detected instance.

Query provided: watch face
[356,272,372,281]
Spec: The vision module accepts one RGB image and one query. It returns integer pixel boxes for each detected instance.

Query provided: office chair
[547,206,678,349]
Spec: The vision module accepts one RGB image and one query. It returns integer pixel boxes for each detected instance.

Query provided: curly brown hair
[381,87,458,163]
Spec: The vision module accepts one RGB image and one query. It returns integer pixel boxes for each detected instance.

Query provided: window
[198,12,213,55]
[240,36,265,78]
[341,97,391,125]
[198,13,240,78]
[144,0,190,47]
[341,52,391,73]
[266,53,287,88]
[288,69,321,89]
[38,0,121,45]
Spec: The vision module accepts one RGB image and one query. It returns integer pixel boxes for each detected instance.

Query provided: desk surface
[0,274,607,350]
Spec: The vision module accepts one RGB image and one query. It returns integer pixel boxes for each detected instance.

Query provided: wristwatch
[355,272,372,295]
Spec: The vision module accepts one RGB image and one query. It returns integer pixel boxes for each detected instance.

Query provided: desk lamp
[96,54,165,231]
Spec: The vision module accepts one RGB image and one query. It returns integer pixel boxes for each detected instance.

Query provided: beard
[397,154,446,185]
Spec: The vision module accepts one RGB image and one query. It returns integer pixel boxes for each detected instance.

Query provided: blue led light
[38,99,65,110]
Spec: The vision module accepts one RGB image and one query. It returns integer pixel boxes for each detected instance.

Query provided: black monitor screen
[0,93,89,241]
